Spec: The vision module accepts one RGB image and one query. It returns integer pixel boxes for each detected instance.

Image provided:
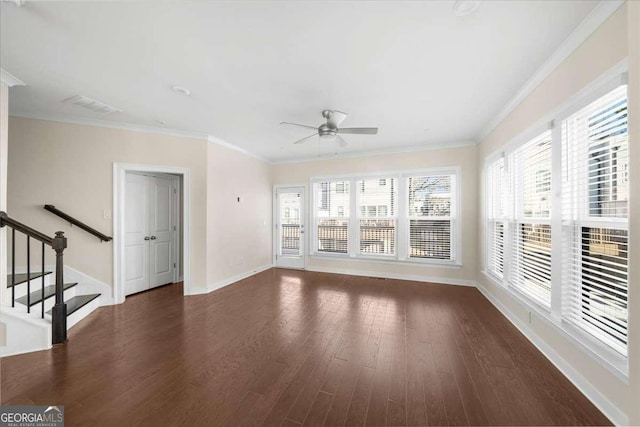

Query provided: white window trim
[481,67,629,378]
[310,167,462,267]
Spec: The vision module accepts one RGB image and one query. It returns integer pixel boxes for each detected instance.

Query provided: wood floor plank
[386,399,407,426]
[301,391,333,427]
[344,366,376,426]
[364,331,394,427]
[0,270,612,427]
[406,329,427,426]
[323,361,361,426]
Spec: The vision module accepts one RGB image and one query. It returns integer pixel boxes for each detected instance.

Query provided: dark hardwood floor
[0,269,611,426]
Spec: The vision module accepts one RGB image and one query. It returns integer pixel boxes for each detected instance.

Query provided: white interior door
[149,176,175,288]
[275,187,305,269]
[125,173,176,296]
[124,173,150,295]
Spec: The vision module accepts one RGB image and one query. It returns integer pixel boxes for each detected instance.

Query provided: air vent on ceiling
[62,95,122,115]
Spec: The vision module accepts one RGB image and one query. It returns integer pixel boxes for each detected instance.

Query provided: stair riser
[44,296,100,329]
[6,275,53,299]
[67,297,100,329]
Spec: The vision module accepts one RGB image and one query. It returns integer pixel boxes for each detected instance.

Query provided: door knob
[150,236,157,240]
[144,236,150,241]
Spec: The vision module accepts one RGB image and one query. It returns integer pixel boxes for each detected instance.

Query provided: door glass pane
[280,192,301,256]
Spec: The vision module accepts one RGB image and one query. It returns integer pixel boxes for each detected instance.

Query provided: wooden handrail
[0,211,53,246]
[44,205,112,242]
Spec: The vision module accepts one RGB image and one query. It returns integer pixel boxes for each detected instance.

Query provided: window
[562,85,628,355]
[315,180,349,254]
[484,82,629,362]
[312,169,460,264]
[358,177,397,255]
[408,174,455,260]
[510,131,552,306]
[487,156,507,277]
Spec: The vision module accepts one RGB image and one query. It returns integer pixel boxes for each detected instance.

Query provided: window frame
[405,172,458,263]
[310,167,462,266]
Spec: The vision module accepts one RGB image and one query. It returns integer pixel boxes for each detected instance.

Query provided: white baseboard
[476,284,628,426]
[198,264,274,295]
[305,265,477,287]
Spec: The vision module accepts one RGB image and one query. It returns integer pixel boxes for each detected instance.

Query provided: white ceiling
[1,1,598,162]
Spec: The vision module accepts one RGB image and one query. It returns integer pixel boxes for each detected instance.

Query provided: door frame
[113,163,191,303]
[272,183,307,269]
[126,171,181,288]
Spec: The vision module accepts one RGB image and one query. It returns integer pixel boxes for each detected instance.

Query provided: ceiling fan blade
[337,127,378,135]
[281,122,318,131]
[336,135,348,147]
[293,133,318,145]
[327,110,348,128]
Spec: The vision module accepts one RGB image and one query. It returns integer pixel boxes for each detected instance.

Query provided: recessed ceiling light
[171,85,191,96]
[452,0,480,17]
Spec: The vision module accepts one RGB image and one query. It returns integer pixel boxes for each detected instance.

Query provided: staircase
[1,211,103,347]
[7,271,101,329]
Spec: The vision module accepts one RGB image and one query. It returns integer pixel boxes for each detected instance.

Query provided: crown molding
[10,111,210,140]
[206,135,270,163]
[1,68,25,87]
[271,140,477,165]
[477,0,625,142]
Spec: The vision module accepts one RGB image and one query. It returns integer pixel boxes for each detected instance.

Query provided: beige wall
[273,145,478,284]
[626,1,639,424]
[476,4,635,424]
[206,141,272,285]
[7,117,209,292]
[6,117,274,296]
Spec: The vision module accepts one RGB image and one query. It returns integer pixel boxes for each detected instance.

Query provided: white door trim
[113,163,191,303]
[272,184,307,269]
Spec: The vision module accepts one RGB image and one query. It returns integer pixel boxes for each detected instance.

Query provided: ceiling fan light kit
[281,109,378,148]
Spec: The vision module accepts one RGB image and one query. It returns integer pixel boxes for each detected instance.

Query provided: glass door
[275,187,305,269]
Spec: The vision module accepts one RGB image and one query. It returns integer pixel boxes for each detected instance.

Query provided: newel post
[51,231,67,345]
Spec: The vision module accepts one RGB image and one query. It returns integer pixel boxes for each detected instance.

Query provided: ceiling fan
[281,110,378,147]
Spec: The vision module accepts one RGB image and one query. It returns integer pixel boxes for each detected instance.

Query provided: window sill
[311,252,462,269]
[480,271,628,381]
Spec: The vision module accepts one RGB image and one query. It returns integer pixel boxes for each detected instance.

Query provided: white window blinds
[487,157,507,277]
[315,180,350,254]
[510,131,552,306]
[408,175,455,260]
[561,85,628,355]
[357,177,397,255]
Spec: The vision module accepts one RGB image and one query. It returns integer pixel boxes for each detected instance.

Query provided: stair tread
[46,294,101,317]
[15,283,78,307]
[6,272,53,288]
